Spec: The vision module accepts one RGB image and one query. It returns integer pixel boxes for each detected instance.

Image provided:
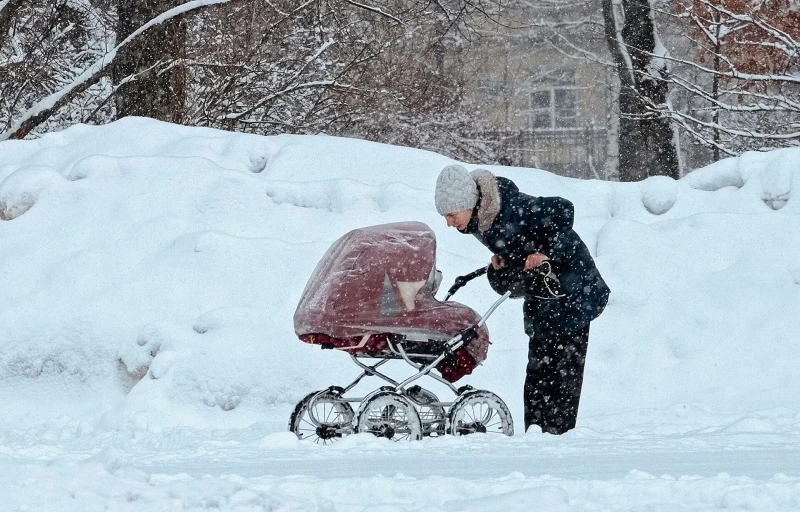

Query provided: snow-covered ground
[1,117,799,511]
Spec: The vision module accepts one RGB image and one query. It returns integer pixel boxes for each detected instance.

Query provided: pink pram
[291,222,514,442]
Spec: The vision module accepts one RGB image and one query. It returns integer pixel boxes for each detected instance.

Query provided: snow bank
[1,117,799,439]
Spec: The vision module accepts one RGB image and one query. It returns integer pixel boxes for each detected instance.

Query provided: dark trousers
[524,325,590,435]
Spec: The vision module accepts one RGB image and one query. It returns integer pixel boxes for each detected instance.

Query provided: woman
[434,164,610,434]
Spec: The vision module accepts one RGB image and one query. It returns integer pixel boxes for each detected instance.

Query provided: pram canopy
[294,222,490,380]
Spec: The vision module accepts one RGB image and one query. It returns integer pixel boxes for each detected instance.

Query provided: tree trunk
[602,0,679,181]
[0,0,26,51]
[711,9,721,162]
[114,0,187,123]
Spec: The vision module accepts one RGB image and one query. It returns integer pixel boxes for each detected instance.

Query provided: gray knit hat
[435,164,479,215]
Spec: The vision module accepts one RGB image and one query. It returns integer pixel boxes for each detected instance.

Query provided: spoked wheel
[289,388,355,444]
[356,390,423,441]
[406,385,446,437]
[447,389,514,436]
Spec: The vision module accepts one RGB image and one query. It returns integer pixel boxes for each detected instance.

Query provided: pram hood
[294,222,488,362]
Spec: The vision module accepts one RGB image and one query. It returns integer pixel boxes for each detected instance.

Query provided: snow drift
[1,117,799,435]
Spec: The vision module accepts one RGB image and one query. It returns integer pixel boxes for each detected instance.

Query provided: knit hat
[435,165,479,215]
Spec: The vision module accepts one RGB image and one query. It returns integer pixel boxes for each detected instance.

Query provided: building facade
[462,18,617,180]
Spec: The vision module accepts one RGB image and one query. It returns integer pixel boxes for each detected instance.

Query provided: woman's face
[443,209,473,231]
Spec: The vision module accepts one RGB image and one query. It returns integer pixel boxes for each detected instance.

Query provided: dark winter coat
[464,172,610,341]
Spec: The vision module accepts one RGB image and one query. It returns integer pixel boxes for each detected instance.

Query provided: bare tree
[0,0,518,174]
[343,1,494,160]
[661,0,800,159]
[183,0,386,134]
[115,0,187,122]
[602,0,679,180]
[0,0,115,136]
[0,0,241,140]
[181,0,508,152]
[518,0,798,172]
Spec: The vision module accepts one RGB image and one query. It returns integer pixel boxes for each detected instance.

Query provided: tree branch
[1,0,243,141]
[343,0,404,25]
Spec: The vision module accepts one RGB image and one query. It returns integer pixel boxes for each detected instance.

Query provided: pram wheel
[289,388,355,444]
[447,389,514,436]
[406,385,446,437]
[356,390,423,441]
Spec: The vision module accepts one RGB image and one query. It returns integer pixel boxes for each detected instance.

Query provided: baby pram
[290,222,514,442]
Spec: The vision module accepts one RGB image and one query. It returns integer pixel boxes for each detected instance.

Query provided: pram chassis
[289,290,514,442]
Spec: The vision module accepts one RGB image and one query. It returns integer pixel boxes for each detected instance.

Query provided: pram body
[291,222,513,442]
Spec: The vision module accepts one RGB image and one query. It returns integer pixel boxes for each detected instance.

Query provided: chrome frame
[304,291,512,429]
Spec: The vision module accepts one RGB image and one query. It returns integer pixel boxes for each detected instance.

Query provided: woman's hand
[491,254,505,270]
[524,252,550,270]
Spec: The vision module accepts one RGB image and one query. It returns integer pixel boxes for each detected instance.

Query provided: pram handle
[443,265,489,301]
[477,290,512,327]
[446,290,512,349]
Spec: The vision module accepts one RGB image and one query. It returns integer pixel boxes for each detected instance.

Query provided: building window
[528,71,578,130]
[553,89,577,128]
[529,87,577,129]
[530,90,552,129]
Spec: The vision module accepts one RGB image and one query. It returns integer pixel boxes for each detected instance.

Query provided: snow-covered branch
[1,0,242,141]
[664,104,800,142]
[343,0,403,25]
[648,0,800,155]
